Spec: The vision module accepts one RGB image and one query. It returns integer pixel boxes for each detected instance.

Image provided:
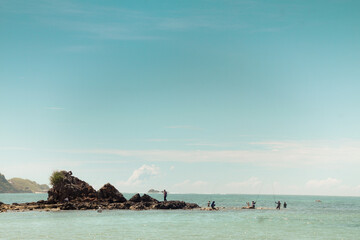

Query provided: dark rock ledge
[0,171,199,212]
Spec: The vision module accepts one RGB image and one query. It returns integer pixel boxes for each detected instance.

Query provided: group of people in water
[162,189,287,210]
[251,200,287,209]
[207,201,216,209]
[207,200,287,210]
[246,201,257,208]
[275,201,287,209]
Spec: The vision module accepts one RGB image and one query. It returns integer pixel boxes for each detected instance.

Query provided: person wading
[275,201,281,210]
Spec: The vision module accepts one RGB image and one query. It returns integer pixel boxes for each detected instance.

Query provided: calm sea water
[1,193,359,239]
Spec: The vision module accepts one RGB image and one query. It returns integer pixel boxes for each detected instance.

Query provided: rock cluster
[0,171,199,212]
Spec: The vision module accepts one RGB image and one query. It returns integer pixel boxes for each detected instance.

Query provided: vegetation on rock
[49,171,65,187]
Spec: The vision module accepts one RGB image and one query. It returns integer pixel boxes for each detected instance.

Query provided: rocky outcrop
[47,171,97,203]
[1,170,200,212]
[98,183,127,203]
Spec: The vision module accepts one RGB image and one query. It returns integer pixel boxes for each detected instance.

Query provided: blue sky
[1,0,360,196]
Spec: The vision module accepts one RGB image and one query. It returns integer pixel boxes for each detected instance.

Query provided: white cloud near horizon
[117,164,160,186]
[172,180,209,194]
[225,177,262,194]
[306,178,342,189]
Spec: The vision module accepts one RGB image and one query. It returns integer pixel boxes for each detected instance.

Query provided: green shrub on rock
[49,171,64,186]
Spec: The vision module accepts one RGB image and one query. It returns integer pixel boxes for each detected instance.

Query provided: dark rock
[47,171,97,203]
[0,202,3,205]
[60,202,76,210]
[98,183,126,203]
[130,202,147,210]
[153,201,199,210]
[141,194,159,203]
[129,193,141,202]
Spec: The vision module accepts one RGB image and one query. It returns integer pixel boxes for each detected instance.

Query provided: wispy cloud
[186,142,227,147]
[59,139,360,167]
[145,139,169,142]
[2,0,247,41]
[165,125,202,130]
[45,107,64,110]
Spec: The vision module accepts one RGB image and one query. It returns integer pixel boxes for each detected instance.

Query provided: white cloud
[172,180,209,193]
[225,177,263,194]
[117,165,160,186]
[306,178,342,188]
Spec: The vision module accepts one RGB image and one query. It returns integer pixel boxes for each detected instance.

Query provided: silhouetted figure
[283,202,287,208]
[211,201,216,209]
[276,201,281,210]
[163,189,167,201]
[251,201,256,209]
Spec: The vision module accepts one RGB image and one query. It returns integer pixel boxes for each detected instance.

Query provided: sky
[1,0,360,196]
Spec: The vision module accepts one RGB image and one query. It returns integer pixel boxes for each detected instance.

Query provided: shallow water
[1,193,359,239]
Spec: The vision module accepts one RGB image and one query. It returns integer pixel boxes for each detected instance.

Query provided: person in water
[207,201,210,207]
[251,201,256,208]
[163,189,167,201]
[283,202,287,208]
[276,201,281,210]
[211,201,216,209]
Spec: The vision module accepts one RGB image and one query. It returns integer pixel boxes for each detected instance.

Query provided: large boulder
[141,194,159,203]
[47,171,97,203]
[98,183,127,203]
[129,193,141,202]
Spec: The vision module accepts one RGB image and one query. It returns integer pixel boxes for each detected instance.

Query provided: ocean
[1,193,359,239]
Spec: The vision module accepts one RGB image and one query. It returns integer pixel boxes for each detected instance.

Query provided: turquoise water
[1,193,359,239]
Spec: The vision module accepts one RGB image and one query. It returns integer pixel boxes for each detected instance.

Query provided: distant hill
[9,178,49,193]
[0,173,49,193]
[0,173,21,193]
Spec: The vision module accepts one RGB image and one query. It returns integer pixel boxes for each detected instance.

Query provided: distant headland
[147,189,161,194]
[0,173,49,193]
[0,170,199,212]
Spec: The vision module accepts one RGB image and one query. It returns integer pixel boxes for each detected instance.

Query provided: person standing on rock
[163,189,167,201]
